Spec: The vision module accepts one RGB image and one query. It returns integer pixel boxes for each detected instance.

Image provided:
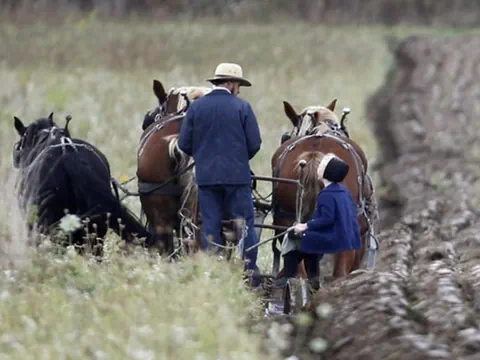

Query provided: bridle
[14,126,71,167]
[299,112,348,137]
[154,91,192,123]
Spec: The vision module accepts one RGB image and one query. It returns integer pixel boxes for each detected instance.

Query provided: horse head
[143,80,212,127]
[283,99,345,137]
[165,86,212,114]
[12,112,68,168]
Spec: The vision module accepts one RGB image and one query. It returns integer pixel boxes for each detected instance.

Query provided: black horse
[13,113,152,250]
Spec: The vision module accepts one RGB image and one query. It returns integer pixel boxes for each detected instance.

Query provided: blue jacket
[178,89,262,186]
[300,183,361,254]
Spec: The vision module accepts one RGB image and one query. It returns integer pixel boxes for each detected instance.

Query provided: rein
[113,161,196,198]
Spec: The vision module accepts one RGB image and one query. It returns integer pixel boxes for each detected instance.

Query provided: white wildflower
[173,325,188,343]
[267,322,291,351]
[39,238,53,250]
[195,354,207,360]
[59,214,82,233]
[296,312,313,328]
[0,333,16,344]
[3,270,15,282]
[316,303,333,318]
[93,350,108,360]
[280,322,294,334]
[135,325,154,337]
[0,290,10,301]
[21,315,37,334]
[309,337,328,353]
[66,245,77,259]
[130,348,154,360]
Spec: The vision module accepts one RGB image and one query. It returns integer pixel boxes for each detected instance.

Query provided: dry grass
[0,14,471,358]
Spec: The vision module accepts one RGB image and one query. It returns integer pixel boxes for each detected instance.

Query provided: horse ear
[153,79,167,104]
[14,116,26,136]
[326,99,337,112]
[48,112,54,125]
[283,101,300,127]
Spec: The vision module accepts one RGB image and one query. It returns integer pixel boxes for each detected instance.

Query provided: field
[0,14,476,359]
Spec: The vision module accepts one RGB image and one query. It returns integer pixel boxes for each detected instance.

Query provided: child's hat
[318,153,350,183]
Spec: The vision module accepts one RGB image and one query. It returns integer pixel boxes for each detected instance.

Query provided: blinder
[281,133,291,144]
[12,141,21,168]
[301,111,348,138]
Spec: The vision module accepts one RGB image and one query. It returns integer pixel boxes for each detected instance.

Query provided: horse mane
[295,151,325,221]
[167,86,212,112]
[17,118,61,168]
[298,106,340,136]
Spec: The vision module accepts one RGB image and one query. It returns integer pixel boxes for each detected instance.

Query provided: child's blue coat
[300,183,361,254]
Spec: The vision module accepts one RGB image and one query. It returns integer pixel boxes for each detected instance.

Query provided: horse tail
[166,135,197,210]
[295,151,325,221]
[167,135,189,172]
[61,151,152,245]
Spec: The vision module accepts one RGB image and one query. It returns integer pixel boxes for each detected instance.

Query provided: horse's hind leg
[152,224,175,256]
[142,221,175,257]
[332,251,356,278]
[352,233,368,270]
[141,196,176,256]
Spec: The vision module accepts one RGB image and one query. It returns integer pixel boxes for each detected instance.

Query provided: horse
[137,80,212,255]
[13,113,152,252]
[271,99,378,280]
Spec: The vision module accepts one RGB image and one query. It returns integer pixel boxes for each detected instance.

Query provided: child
[282,153,362,290]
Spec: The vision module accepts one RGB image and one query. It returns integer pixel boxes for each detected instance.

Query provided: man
[178,63,262,279]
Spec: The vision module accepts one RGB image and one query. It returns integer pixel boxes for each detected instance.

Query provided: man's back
[178,89,261,186]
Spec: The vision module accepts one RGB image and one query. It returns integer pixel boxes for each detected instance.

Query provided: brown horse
[271,99,378,279]
[136,80,211,255]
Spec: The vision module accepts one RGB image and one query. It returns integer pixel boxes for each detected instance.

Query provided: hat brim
[206,76,252,87]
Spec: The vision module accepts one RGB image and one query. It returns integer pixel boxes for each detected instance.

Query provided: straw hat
[206,63,252,87]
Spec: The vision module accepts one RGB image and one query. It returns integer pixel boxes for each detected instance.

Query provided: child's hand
[293,223,308,234]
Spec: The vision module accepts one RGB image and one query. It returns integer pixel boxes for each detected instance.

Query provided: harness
[272,132,375,225]
[15,127,114,217]
[18,128,103,169]
[137,113,192,197]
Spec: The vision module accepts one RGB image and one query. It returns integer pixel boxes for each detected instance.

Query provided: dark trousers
[283,250,322,280]
[198,184,258,271]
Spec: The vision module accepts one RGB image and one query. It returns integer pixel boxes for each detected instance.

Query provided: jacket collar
[207,89,232,97]
[322,183,345,192]
[212,86,231,94]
